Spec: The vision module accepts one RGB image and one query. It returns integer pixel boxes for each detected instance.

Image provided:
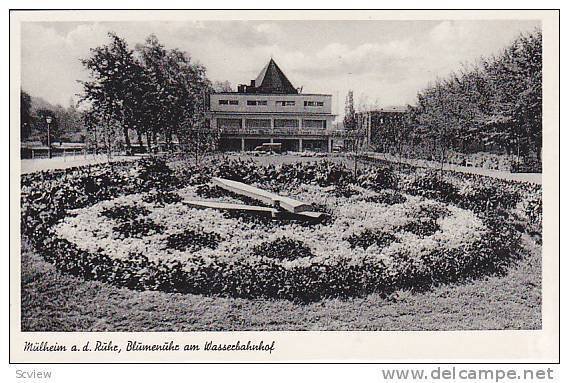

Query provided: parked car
[253,143,283,153]
[332,145,344,153]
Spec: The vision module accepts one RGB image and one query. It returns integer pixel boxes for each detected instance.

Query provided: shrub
[400,220,440,237]
[165,229,221,252]
[170,161,211,186]
[408,202,449,221]
[357,166,398,190]
[221,210,279,228]
[100,205,150,222]
[407,171,460,202]
[332,183,360,198]
[522,192,543,228]
[213,158,268,184]
[137,157,179,191]
[273,160,353,187]
[458,182,520,213]
[113,218,164,239]
[346,230,397,250]
[142,191,182,205]
[363,190,407,205]
[195,184,227,199]
[252,238,313,261]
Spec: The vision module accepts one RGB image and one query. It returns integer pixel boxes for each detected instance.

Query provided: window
[247,100,268,106]
[217,118,242,129]
[276,101,295,106]
[304,101,324,107]
[302,119,326,129]
[245,119,271,128]
[219,100,239,105]
[274,119,299,128]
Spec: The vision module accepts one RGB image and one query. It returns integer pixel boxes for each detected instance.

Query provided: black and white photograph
[9,9,559,363]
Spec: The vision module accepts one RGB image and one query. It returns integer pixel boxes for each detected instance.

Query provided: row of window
[217,118,326,129]
[304,101,324,107]
[218,100,325,107]
[218,100,239,105]
[247,100,268,106]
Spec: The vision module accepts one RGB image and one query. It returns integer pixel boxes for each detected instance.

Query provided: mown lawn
[20,234,541,332]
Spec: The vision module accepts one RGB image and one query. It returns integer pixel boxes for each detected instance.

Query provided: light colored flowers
[55,184,486,274]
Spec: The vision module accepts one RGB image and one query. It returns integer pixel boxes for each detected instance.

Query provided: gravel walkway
[20,154,139,174]
[365,153,542,185]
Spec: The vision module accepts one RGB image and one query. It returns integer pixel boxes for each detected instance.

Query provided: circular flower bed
[21,157,533,301]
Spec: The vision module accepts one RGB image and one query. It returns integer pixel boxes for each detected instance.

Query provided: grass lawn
[21,232,541,332]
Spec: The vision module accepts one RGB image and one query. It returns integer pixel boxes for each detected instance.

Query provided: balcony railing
[218,127,363,138]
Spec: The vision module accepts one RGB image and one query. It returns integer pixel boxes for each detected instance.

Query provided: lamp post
[45,116,53,159]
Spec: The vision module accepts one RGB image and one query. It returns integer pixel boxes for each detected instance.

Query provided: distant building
[208,59,337,152]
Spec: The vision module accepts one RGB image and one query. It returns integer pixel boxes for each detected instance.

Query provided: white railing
[218,127,364,138]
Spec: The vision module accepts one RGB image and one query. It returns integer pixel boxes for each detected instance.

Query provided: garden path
[366,153,542,185]
[20,154,139,174]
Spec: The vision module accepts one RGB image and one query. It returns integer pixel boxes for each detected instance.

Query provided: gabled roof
[253,59,298,94]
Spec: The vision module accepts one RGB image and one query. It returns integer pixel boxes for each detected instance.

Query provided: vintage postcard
[9,9,559,363]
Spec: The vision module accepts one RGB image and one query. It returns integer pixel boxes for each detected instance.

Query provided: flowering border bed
[21,157,538,301]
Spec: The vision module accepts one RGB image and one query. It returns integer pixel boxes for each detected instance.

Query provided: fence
[219,127,362,137]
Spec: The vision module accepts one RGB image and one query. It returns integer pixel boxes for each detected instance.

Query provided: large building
[208,59,337,152]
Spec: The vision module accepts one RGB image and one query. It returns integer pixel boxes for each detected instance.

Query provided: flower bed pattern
[21,157,536,301]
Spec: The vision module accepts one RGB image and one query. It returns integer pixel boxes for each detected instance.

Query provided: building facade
[208,59,337,152]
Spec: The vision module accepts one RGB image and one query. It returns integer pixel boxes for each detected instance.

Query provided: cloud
[21,23,92,107]
[272,38,413,82]
[254,23,285,41]
[19,19,540,114]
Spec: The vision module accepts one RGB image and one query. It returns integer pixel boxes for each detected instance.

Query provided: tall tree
[20,90,32,140]
[83,107,121,159]
[343,90,356,131]
[407,28,542,165]
[80,32,214,157]
[136,34,212,154]
[80,32,143,152]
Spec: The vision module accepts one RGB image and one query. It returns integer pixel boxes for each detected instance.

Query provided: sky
[20,19,540,116]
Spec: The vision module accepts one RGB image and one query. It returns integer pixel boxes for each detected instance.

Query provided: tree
[20,90,32,140]
[343,90,356,131]
[34,109,58,146]
[180,125,219,165]
[53,103,84,143]
[483,29,542,160]
[212,80,233,93]
[136,34,212,153]
[405,28,542,169]
[80,32,215,158]
[80,32,143,153]
[347,121,367,176]
[83,107,121,159]
[134,35,169,151]
[343,89,359,156]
